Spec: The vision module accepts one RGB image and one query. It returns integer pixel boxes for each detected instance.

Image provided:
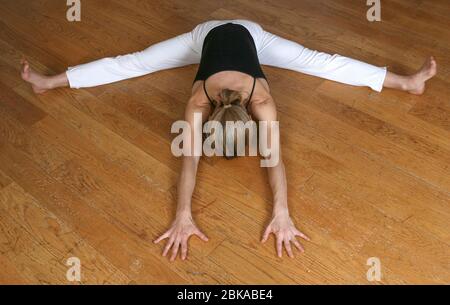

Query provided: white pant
[66,19,387,92]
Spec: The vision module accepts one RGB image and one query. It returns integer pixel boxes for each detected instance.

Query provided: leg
[256,30,436,94]
[21,31,202,93]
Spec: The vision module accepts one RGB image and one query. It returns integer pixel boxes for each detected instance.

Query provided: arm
[175,155,200,218]
[154,90,211,261]
[250,96,310,258]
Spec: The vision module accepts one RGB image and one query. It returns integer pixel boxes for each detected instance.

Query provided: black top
[194,23,266,104]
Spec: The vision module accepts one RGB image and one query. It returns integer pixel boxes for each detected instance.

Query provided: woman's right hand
[154,215,208,261]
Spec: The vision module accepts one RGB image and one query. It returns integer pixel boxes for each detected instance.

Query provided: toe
[427,58,437,77]
[430,57,437,69]
[21,62,30,78]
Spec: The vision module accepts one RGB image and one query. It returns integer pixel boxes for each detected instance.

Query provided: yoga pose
[21,19,437,261]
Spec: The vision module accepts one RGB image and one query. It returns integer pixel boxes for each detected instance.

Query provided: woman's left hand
[261,212,310,258]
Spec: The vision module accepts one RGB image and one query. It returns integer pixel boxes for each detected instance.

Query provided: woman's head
[206,89,254,158]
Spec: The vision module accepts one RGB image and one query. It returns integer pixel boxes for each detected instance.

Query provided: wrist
[272,198,288,215]
[272,207,289,217]
[176,209,192,220]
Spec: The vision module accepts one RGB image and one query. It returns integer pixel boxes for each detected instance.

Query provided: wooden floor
[0,0,449,284]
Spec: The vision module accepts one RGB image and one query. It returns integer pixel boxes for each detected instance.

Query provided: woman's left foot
[406,56,437,95]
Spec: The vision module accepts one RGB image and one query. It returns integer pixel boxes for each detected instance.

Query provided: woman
[21,19,437,261]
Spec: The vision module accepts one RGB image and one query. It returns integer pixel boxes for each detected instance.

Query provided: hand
[261,212,310,258]
[154,215,208,261]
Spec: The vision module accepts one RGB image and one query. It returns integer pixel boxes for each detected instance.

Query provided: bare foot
[20,59,52,94]
[406,56,437,95]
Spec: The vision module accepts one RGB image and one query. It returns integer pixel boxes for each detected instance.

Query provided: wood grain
[0,0,448,284]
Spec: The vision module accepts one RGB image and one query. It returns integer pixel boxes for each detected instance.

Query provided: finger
[261,226,272,243]
[181,237,188,260]
[284,237,294,258]
[162,236,175,257]
[170,239,181,261]
[276,235,283,258]
[292,238,305,253]
[295,229,311,241]
[194,230,209,242]
[154,231,170,244]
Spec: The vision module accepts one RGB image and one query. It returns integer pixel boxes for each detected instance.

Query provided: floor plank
[0,0,448,284]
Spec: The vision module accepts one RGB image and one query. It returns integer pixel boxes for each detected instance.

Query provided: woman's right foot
[20,59,52,94]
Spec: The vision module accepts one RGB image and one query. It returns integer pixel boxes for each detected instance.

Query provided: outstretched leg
[256,30,436,94]
[21,31,201,94]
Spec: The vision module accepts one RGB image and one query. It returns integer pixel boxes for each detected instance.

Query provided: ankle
[400,76,414,91]
[43,77,55,90]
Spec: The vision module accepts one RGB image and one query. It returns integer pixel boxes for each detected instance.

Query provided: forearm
[250,96,288,215]
[176,93,210,219]
[175,156,200,218]
[267,158,289,216]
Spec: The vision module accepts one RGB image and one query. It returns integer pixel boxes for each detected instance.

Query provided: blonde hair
[206,89,254,159]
